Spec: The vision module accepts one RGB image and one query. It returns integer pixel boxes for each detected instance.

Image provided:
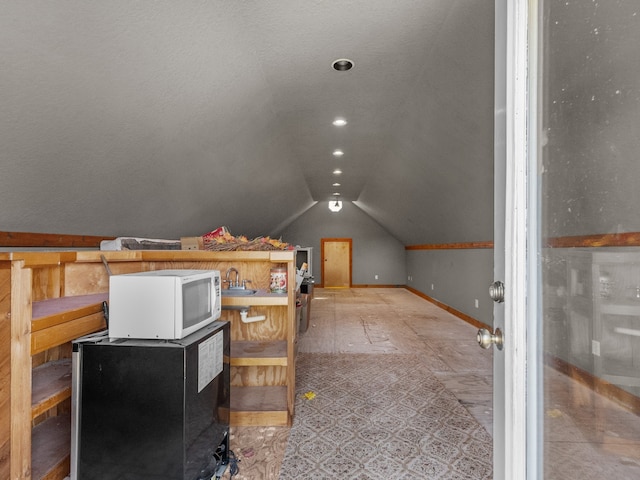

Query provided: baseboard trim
[546,354,640,415]
[405,286,491,331]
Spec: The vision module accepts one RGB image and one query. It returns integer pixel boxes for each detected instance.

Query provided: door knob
[489,281,505,303]
[477,327,503,350]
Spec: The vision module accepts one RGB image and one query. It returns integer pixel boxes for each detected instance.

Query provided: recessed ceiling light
[333,169,342,175]
[333,118,348,127]
[333,182,341,187]
[333,149,344,157]
[333,192,341,196]
[332,59,354,71]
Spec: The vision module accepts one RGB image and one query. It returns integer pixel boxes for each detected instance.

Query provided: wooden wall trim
[0,231,113,248]
[405,241,493,250]
[545,231,640,248]
[405,232,640,251]
[405,286,491,331]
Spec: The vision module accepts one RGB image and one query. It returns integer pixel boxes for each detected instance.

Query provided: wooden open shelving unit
[0,249,298,479]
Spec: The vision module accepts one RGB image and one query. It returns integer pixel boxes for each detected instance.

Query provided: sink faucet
[225,267,240,288]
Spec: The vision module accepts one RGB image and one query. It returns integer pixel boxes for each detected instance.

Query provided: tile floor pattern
[278,352,493,479]
[198,288,640,479]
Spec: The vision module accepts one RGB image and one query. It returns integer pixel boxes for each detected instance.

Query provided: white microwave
[108,269,222,340]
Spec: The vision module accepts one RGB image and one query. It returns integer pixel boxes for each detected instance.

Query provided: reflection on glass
[540,1,640,478]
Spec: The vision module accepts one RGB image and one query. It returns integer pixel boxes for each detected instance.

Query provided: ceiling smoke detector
[332,58,354,71]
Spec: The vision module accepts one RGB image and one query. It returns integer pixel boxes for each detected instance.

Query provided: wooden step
[32,413,71,480]
[32,359,72,419]
[230,340,287,366]
[230,386,289,426]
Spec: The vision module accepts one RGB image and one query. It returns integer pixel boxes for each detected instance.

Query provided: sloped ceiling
[1,1,494,245]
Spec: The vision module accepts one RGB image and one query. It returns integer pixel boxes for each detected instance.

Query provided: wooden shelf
[230,386,289,426]
[32,293,108,330]
[221,292,288,307]
[30,294,108,356]
[230,340,287,366]
[31,413,71,480]
[32,360,72,419]
[2,249,297,478]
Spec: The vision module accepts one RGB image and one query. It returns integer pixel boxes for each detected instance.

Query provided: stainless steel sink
[221,289,257,296]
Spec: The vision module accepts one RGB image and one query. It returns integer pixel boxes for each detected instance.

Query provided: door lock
[489,280,505,303]
[477,327,504,350]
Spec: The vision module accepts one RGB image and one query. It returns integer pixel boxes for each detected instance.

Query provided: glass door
[536,0,640,478]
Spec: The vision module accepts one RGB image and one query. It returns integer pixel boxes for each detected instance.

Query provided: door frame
[320,238,352,288]
[496,0,536,478]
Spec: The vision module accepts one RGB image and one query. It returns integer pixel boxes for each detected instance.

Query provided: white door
[492,1,640,479]
[489,0,509,478]
[487,0,530,478]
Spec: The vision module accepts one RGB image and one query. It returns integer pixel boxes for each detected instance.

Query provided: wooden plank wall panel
[10,262,32,479]
[222,307,288,343]
[230,365,287,387]
[149,260,277,292]
[0,264,11,480]
[32,266,62,302]
[63,263,112,297]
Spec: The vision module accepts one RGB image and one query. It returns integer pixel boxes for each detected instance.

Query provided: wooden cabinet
[0,249,298,479]
[1,255,108,480]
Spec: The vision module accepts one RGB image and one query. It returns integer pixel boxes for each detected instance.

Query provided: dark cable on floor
[197,440,240,480]
[217,449,239,479]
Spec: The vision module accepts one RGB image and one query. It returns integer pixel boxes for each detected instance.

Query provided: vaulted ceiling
[1,1,494,246]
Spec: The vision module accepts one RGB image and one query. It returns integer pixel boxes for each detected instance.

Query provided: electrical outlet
[592,340,600,356]
[375,274,379,280]
[431,284,434,290]
[475,299,479,308]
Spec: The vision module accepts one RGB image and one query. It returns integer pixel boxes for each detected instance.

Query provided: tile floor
[224,287,640,479]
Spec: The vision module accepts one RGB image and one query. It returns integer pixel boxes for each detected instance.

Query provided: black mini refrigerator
[71,321,230,480]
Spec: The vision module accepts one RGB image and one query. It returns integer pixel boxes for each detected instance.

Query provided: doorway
[321,238,352,288]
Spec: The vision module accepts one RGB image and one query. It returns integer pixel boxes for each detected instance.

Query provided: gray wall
[407,249,493,324]
[278,202,406,286]
[280,200,493,327]
[542,0,640,238]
